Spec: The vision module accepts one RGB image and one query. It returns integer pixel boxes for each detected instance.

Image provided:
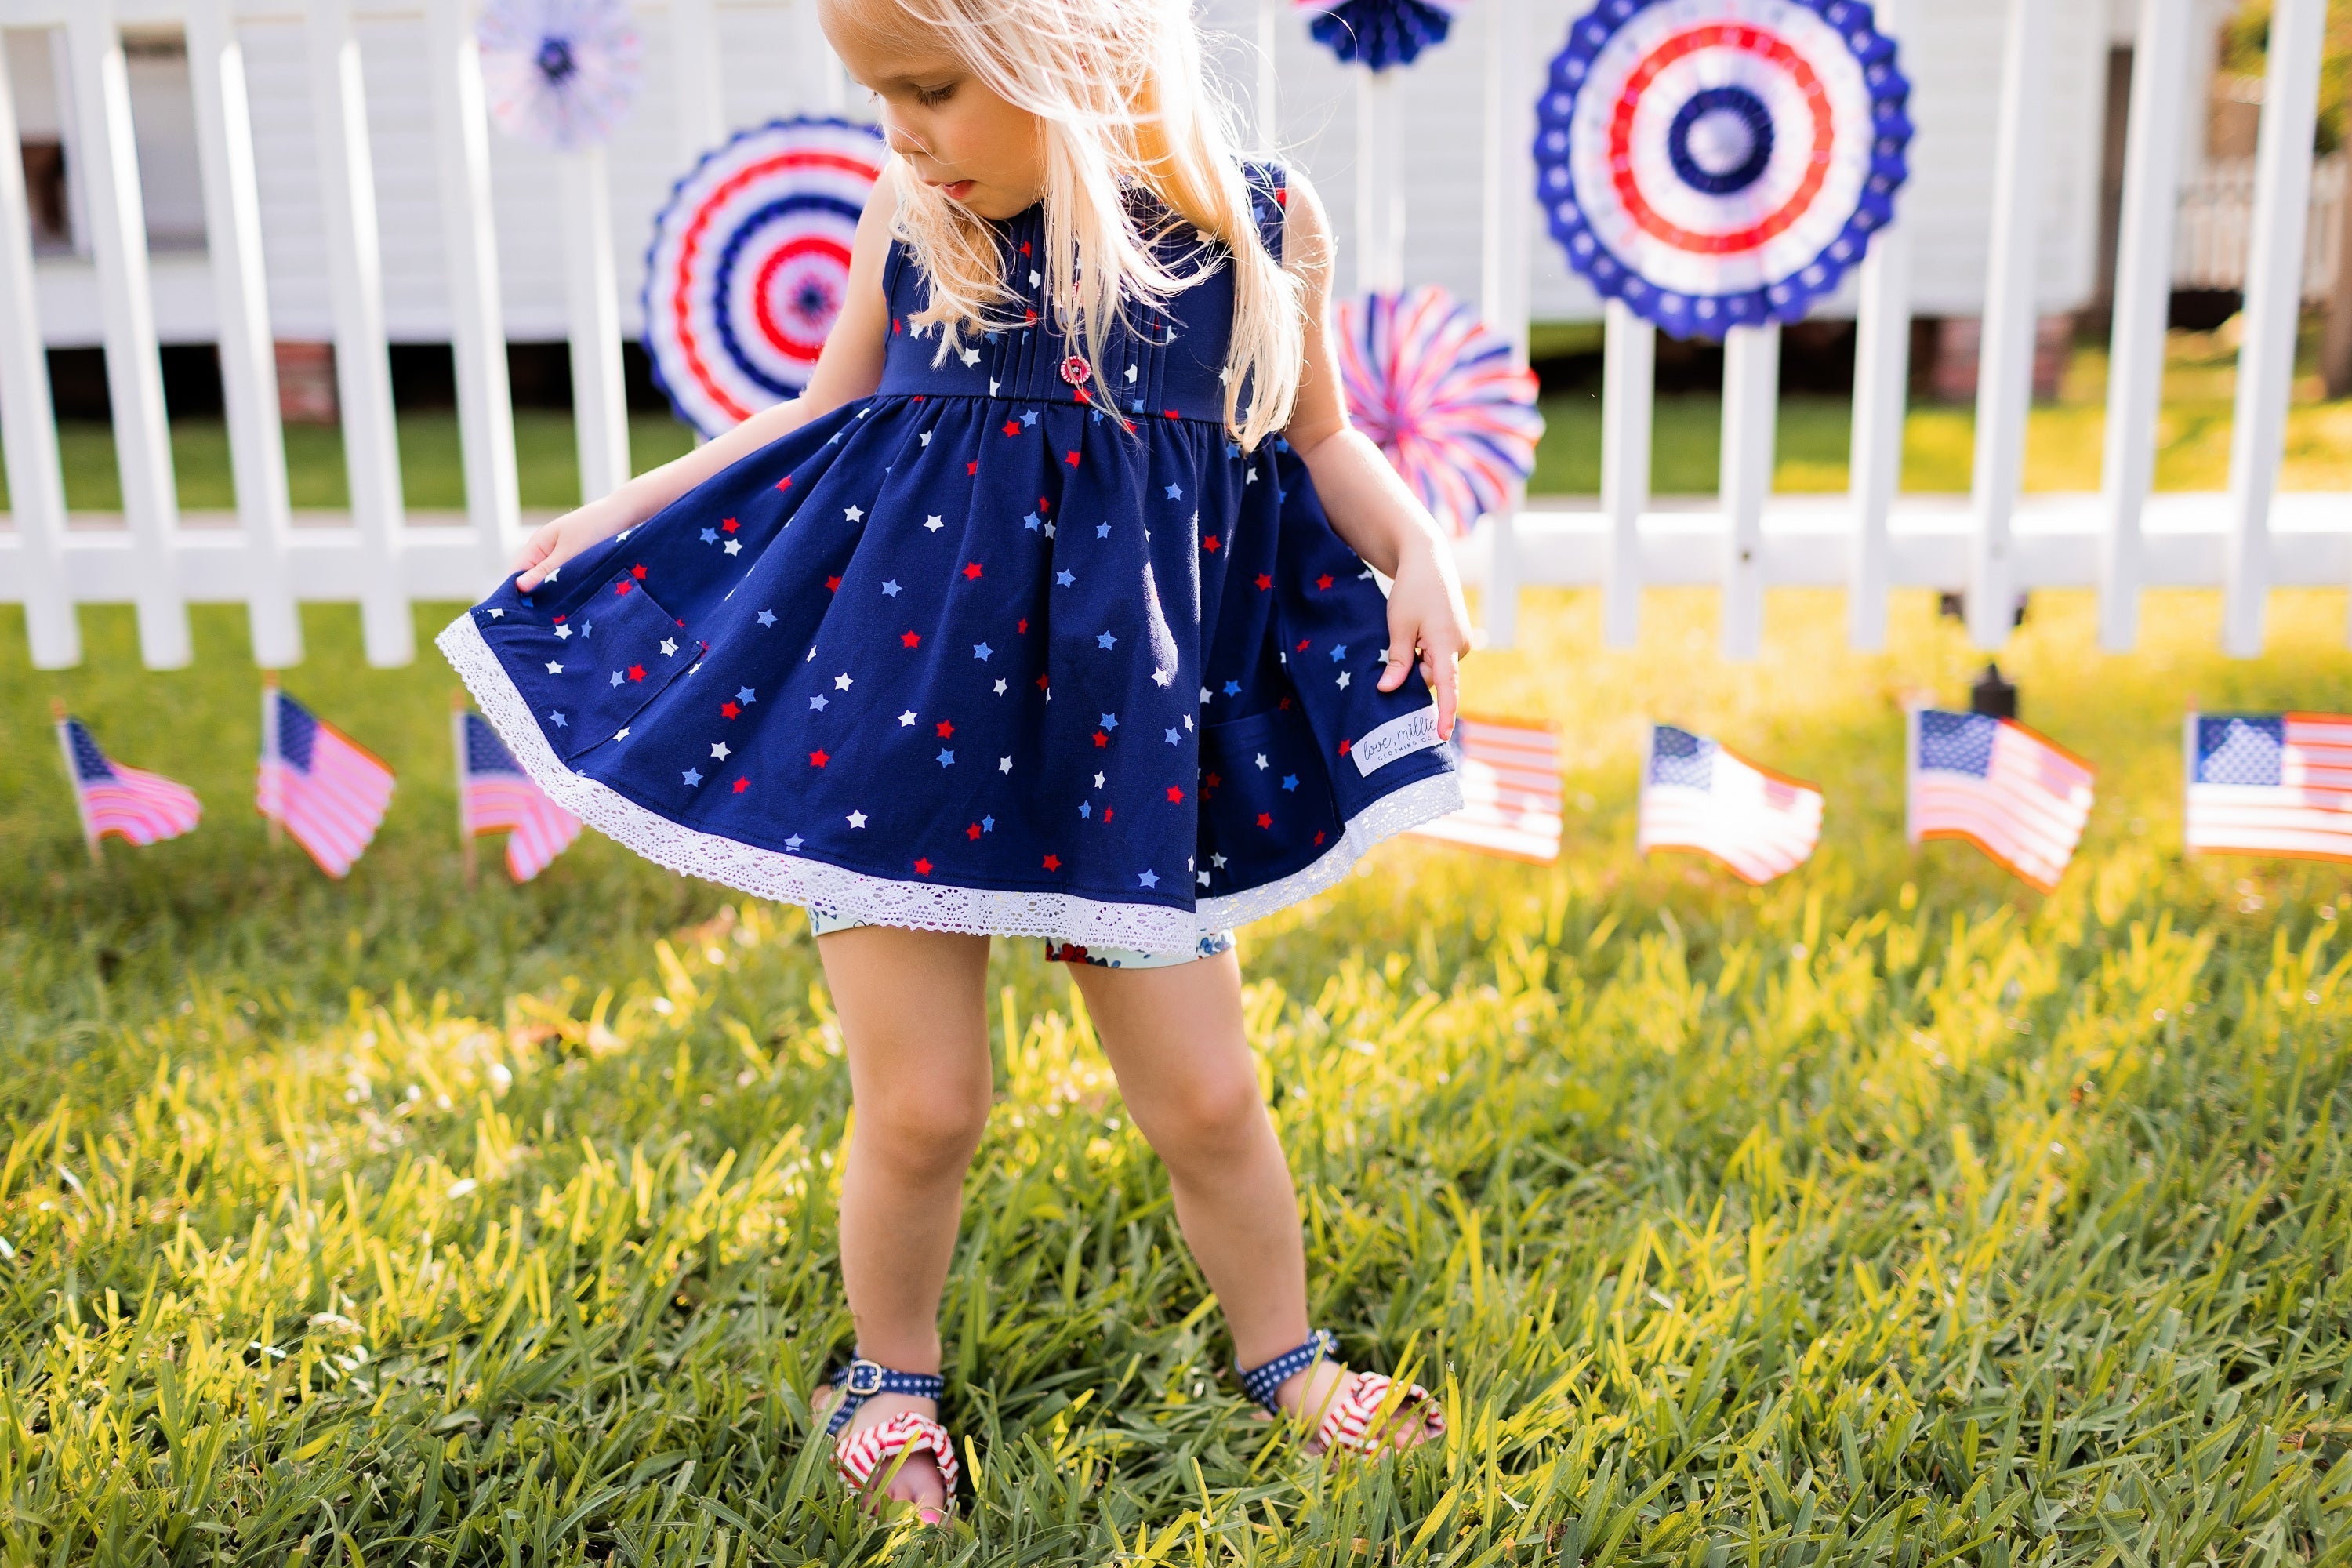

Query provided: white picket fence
[0,0,2344,673]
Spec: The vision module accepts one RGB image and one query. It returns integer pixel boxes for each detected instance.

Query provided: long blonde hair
[833,0,1305,450]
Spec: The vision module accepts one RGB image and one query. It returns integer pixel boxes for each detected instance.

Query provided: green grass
[3,586,2348,1563]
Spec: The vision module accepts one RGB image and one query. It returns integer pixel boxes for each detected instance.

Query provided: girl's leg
[811,924,995,1516]
[1069,951,1436,1450]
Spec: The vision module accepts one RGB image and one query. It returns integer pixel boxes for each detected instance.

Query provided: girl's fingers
[1377,613,1417,692]
[1428,648,1460,739]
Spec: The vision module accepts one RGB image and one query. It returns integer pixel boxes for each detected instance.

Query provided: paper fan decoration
[1534,0,1911,338]
[642,118,888,437]
[476,0,643,151]
[1295,0,1460,69]
[1334,286,1544,536]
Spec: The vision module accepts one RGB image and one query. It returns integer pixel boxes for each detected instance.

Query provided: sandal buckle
[843,1359,886,1398]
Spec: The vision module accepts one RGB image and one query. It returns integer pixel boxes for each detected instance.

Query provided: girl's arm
[513,169,903,591]
[1274,172,1474,740]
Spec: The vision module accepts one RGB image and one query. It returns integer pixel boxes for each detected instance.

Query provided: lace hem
[437,612,1464,951]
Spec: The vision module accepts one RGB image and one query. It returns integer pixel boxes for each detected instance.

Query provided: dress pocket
[486,565,699,762]
[1196,700,1345,887]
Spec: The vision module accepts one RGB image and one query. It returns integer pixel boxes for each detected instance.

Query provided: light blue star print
[1282,775,1300,792]
[936,749,956,767]
[700,528,717,543]
[810,695,828,710]
[1024,513,1042,531]
[1095,522,1112,539]
[980,815,995,833]
[1079,800,1092,818]
[1163,482,1183,500]
[1021,410,1038,426]
[757,609,776,626]
[973,642,993,660]
[1222,680,1241,697]
[882,580,902,597]
[1055,569,1075,587]
[1330,644,1347,662]
[737,687,757,704]
[1099,713,1119,731]
[683,768,702,786]
[1138,870,1158,888]
[784,835,804,851]
[1164,728,1180,744]
[1097,631,1117,649]
[549,710,567,728]
[608,671,623,687]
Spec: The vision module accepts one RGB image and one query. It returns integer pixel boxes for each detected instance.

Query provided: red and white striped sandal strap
[1314,1372,1446,1455]
[833,1410,962,1497]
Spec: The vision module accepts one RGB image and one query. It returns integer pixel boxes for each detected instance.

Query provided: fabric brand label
[1352,703,1443,778]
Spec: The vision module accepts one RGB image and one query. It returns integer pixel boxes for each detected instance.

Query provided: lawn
[2,584,2347,1564]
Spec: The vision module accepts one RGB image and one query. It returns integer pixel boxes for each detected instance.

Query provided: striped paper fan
[476,0,642,152]
[1334,286,1544,536]
[1294,0,1462,69]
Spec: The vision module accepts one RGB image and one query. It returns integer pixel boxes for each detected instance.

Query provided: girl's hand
[513,499,627,593]
[1378,533,1473,740]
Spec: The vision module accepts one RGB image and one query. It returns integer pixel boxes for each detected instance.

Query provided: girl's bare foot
[811,1382,952,1523]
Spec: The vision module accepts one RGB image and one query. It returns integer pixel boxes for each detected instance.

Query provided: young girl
[437,0,1471,1524]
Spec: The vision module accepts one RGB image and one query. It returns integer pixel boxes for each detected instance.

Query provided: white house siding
[22,0,2117,349]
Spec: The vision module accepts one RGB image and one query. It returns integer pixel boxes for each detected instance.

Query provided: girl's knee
[856,1080,993,1174]
[1132,1069,1269,1168]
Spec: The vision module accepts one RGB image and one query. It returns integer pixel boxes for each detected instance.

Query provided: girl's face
[821,1,1047,221]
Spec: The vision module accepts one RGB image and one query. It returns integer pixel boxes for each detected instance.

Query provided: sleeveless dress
[435,165,1464,955]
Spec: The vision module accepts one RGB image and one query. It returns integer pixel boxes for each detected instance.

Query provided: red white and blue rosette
[1534,0,1911,338]
[1334,287,1544,536]
[642,118,887,437]
[476,0,642,152]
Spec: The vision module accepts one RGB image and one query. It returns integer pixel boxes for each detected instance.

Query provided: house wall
[19,0,2121,349]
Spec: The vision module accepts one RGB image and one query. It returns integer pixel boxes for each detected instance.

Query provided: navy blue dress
[436,165,1463,953]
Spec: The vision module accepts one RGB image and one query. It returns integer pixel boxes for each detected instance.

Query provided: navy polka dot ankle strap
[1236,1328,1339,1413]
[825,1357,946,1437]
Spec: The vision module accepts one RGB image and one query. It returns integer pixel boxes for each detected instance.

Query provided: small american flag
[2184,711,2352,862]
[1639,724,1822,884]
[54,711,201,848]
[456,710,580,881]
[257,686,395,878]
[1907,708,2094,891]
[1406,716,1562,862]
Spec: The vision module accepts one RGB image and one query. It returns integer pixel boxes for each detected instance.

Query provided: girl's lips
[939,180,975,200]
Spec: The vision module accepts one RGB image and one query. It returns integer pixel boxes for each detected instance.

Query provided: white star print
[848,811,867,828]
[999,757,1012,773]
[711,742,731,760]
[545,660,564,673]
[724,539,742,555]
[1200,687,1214,703]
[660,638,679,656]
[924,516,944,532]
[1029,269,1042,286]
[487,608,504,619]
[614,727,628,739]
[1152,668,1173,688]
[898,710,917,726]
[1124,365,1138,383]
[993,679,1008,695]
[989,379,1000,395]
[555,624,572,640]
[543,567,559,582]
[1094,771,1105,788]
[1337,670,1352,688]
[1199,871,1210,886]
[1255,753,1269,769]
[835,673,853,690]
[844,505,864,521]
[920,431,933,445]
[1182,714,1192,731]
[960,347,981,365]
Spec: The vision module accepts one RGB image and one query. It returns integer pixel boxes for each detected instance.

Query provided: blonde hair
[832,0,1305,450]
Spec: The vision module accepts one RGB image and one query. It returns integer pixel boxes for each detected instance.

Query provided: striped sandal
[1236,1330,1446,1455]
[817,1356,960,1520]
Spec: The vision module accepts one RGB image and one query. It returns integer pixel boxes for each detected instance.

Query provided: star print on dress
[757,608,776,626]
[1097,631,1117,649]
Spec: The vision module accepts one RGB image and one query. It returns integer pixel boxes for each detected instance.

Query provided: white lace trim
[437,612,1465,952]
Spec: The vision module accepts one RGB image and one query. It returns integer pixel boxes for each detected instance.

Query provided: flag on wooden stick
[453,702,580,882]
[1906,707,2093,891]
[1406,716,1563,861]
[1639,724,1822,884]
[2183,710,2352,862]
[52,700,201,858]
[257,680,395,878]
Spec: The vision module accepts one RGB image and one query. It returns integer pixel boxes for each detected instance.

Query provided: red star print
[553,614,565,623]
[1165,786,1185,802]
[1093,730,1108,747]
[936,720,955,738]
[1043,853,1061,871]
[720,699,739,718]
[1036,673,1050,691]
[1025,307,1039,324]
[1002,420,1022,437]
[614,580,633,597]
[1104,807,1114,822]
[775,475,793,491]
[1064,450,1080,467]
[963,562,983,580]
[1205,771,1221,788]
[1163,409,1178,419]
[902,630,922,648]
[966,822,982,840]
[1278,695,1293,710]
[628,665,646,682]
[1316,573,1334,590]
[826,575,842,593]
[810,750,830,768]
[721,517,739,533]
[913,857,934,876]
[1296,638,1312,652]
[1017,617,1029,634]
[967,460,979,476]
[1018,241,1032,256]
[1338,739,1352,756]
[1256,812,1273,829]
[1074,386,1091,405]
[732,778,750,794]
[891,317,902,335]
[1038,497,1050,513]
[1313,830,1327,846]
[632,564,648,579]
[1254,573,1272,590]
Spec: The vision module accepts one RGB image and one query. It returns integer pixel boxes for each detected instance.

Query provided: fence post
[308,0,414,666]
[1479,0,1532,651]
[188,0,303,668]
[1844,0,1909,655]
[0,29,78,670]
[1966,0,2050,653]
[66,2,190,670]
[1600,299,1653,648]
[671,0,725,159]
[1719,321,1778,661]
[1255,0,1280,149]
[425,0,521,586]
[1356,69,1403,295]
[2098,0,2194,655]
[561,148,630,502]
[2223,0,2328,658]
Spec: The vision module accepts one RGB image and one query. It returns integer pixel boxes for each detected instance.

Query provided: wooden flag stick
[260,670,282,849]
[52,696,102,868]
[452,690,478,888]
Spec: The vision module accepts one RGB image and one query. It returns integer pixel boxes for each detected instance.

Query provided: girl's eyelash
[916,84,955,106]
